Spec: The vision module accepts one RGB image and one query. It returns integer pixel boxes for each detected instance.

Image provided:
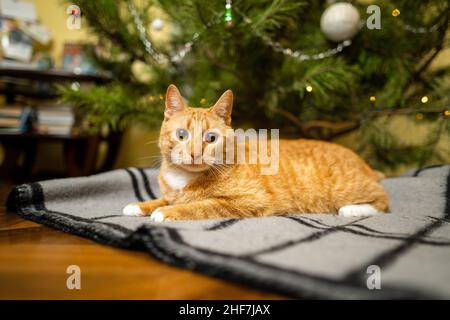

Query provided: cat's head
[159,84,233,172]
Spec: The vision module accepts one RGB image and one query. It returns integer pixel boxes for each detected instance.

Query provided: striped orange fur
[123,85,389,221]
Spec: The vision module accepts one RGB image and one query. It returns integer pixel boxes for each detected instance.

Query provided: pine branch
[59,0,450,169]
[414,8,450,77]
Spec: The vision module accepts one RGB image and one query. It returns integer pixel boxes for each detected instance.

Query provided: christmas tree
[59,0,450,172]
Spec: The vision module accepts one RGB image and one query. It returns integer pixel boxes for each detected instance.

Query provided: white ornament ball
[151,18,164,31]
[320,3,361,42]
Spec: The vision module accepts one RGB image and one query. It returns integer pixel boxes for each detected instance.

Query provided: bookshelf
[0,66,119,181]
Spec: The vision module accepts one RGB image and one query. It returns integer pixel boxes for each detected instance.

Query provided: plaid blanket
[6,165,450,299]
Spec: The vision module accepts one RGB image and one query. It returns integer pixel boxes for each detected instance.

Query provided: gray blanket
[6,165,450,299]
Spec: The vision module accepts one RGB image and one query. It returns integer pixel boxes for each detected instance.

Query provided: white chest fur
[163,168,196,191]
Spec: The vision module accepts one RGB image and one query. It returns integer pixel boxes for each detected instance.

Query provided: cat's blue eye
[204,131,219,143]
[176,128,189,141]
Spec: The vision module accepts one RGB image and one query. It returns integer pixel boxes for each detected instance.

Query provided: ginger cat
[123,84,388,222]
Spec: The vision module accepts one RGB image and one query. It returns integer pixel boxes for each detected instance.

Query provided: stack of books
[36,105,75,135]
[0,105,34,133]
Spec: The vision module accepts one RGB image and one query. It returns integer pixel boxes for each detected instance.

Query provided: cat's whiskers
[144,140,160,145]
[149,158,163,167]
[135,154,165,167]
[136,155,163,160]
[208,163,229,178]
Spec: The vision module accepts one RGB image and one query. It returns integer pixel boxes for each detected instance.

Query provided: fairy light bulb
[421,96,429,104]
[392,9,400,17]
[224,0,234,27]
[306,85,313,92]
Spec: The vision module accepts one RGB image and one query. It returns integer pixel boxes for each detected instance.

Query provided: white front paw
[150,208,165,222]
[338,204,380,217]
[122,204,143,216]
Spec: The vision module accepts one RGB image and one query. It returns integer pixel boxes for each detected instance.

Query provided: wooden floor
[0,182,283,299]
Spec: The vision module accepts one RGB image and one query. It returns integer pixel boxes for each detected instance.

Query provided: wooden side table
[0,67,118,181]
[0,131,122,181]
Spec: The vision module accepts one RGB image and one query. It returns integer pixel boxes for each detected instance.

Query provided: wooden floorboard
[0,182,284,299]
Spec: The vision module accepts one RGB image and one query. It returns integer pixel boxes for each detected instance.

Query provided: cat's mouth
[167,153,216,172]
[178,163,211,172]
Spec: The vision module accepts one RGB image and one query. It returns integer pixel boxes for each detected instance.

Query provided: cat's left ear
[210,90,233,126]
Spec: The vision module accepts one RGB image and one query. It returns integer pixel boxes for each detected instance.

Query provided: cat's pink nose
[191,154,202,163]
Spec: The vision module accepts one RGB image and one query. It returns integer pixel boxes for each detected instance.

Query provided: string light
[131,0,353,65]
[128,0,222,64]
[129,0,439,66]
[224,0,234,27]
[393,6,443,34]
[128,1,167,63]
[264,36,352,61]
[398,20,440,34]
[235,8,352,62]
[129,2,446,121]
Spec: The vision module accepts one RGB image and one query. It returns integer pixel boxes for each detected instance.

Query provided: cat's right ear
[164,84,185,119]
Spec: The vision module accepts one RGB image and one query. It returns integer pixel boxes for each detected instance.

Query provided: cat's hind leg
[338,204,381,217]
[123,198,168,216]
[336,180,389,217]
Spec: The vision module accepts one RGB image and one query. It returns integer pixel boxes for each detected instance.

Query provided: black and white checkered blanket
[6,165,450,299]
